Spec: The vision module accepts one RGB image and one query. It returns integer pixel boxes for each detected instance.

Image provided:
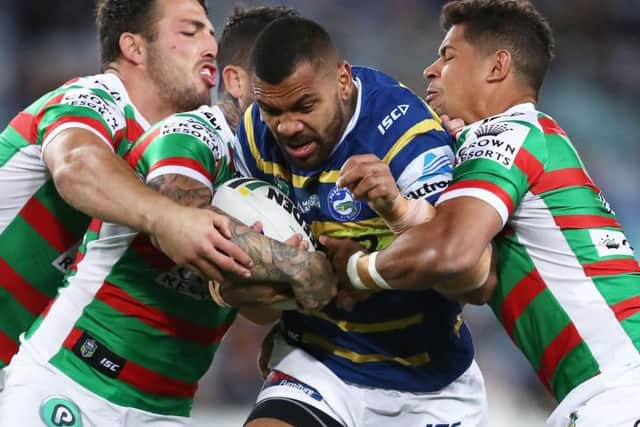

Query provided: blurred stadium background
[1,0,638,425]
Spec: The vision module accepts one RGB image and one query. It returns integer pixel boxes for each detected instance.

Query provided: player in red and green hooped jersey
[0,0,255,381]
[0,105,337,426]
[322,1,640,426]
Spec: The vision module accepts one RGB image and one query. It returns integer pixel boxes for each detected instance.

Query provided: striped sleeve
[437,119,547,226]
[129,114,233,193]
[39,87,125,153]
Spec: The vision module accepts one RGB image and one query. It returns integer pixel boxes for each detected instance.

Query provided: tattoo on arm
[147,174,212,208]
[223,217,312,287]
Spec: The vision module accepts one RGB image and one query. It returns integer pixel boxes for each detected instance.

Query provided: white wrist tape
[346,251,367,290]
[209,280,231,307]
[367,252,393,290]
[387,197,434,235]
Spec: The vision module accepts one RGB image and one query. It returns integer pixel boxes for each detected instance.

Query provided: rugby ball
[212,177,316,310]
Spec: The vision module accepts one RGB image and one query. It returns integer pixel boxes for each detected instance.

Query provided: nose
[423,58,441,81]
[202,31,218,61]
[276,117,303,138]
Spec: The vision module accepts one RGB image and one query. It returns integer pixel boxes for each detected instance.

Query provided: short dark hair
[251,16,337,84]
[442,0,555,93]
[95,0,209,71]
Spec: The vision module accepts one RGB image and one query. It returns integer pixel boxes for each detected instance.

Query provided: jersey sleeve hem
[41,123,115,160]
[436,187,508,227]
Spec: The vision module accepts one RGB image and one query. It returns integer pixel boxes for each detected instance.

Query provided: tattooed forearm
[148,174,212,208]
[224,220,313,287]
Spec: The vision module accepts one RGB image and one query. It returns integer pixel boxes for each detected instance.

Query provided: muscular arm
[44,128,253,280]
[148,174,336,310]
[376,196,503,290]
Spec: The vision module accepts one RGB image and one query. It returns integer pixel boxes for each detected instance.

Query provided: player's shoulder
[462,103,545,147]
[157,106,225,143]
[57,73,129,107]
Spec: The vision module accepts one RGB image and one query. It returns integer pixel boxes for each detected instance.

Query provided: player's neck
[217,92,241,131]
[470,87,537,124]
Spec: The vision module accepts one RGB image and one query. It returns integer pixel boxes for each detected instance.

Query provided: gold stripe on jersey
[290,170,342,188]
[382,119,443,164]
[302,332,431,366]
[419,98,443,125]
[311,311,423,333]
[312,218,389,237]
[243,107,290,179]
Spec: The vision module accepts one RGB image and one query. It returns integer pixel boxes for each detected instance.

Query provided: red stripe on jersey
[514,148,544,187]
[531,168,601,195]
[148,157,213,184]
[62,77,81,86]
[125,117,146,143]
[0,329,19,366]
[96,281,231,346]
[43,116,114,151]
[129,235,173,271]
[501,268,546,338]
[553,214,622,230]
[538,323,582,392]
[119,356,198,398]
[19,196,79,253]
[583,259,640,277]
[62,327,197,398]
[538,117,567,137]
[611,296,640,322]
[445,179,515,215]
[126,128,162,168]
[8,111,37,144]
[0,258,51,315]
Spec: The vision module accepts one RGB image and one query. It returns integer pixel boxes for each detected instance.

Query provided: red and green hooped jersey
[21,106,237,417]
[0,73,149,368]
[437,103,640,402]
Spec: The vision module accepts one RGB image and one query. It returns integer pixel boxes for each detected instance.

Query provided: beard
[146,45,211,113]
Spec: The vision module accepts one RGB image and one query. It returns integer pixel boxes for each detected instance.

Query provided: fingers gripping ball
[212,178,316,309]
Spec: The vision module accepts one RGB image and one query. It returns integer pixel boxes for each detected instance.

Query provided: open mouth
[199,64,217,87]
[285,141,316,159]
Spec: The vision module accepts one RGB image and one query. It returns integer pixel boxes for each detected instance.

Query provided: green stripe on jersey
[0,127,31,168]
[551,341,599,401]
[0,293,36,341]
[50,348,193,416]
[37,104,114,142]
[74,298,224,383]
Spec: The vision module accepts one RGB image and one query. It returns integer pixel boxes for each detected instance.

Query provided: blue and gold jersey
[235,66,473,392]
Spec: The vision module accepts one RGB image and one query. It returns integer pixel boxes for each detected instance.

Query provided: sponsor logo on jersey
[377,104,410,135]
[457,122,528,169]
[51,242,81,274]
[72,332,126,379]
[93,78,123,102]
[327,187,362,221]
[79,339,97,359]
[200,109,223,132]
[263,370,323,401]
[406,179,451,200]
[474,123,512,138]
[155,266,211,301]
[161,116,222,160]
[298,194,321,214]
[590,229,635,257]
[598,192,615,215]
[40,396,82,427]
[61,91,123,134]
[420,152,453,179]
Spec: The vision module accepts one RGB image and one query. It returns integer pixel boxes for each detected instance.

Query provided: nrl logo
[474,123,512,138]
[80,339,98,359]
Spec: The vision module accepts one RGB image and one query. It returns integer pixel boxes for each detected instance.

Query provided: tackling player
[325,1,640,426]
[0,102,337,425]
[0,0,253,385]
[234,16,490,427]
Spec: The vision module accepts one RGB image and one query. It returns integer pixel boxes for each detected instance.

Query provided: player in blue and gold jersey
[234,16,488,427]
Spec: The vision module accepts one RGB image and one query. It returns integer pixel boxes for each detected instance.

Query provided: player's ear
[486,49,512,83]
[222,65,249,100]
[337,61,353,101]
[119,32,145,66]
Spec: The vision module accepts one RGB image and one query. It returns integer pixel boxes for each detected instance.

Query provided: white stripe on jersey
[512,192,640,372]
[436,187,509,226]
[41,122,115,158]
[22,223,136,364]
[146,166,214,194]
[0,145,47,234]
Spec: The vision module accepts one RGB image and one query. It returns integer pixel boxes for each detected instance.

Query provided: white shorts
[0,367,4,392]
[258,334,488,427]
[546,364,640,427]
[0,349,193,427]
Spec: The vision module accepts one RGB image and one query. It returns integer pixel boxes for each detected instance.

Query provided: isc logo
[377,104,409,135]
[100,357,120,372]
[425,423,461,427]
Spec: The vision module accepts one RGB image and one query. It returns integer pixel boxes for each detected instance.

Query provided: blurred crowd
[2,1,638,424]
